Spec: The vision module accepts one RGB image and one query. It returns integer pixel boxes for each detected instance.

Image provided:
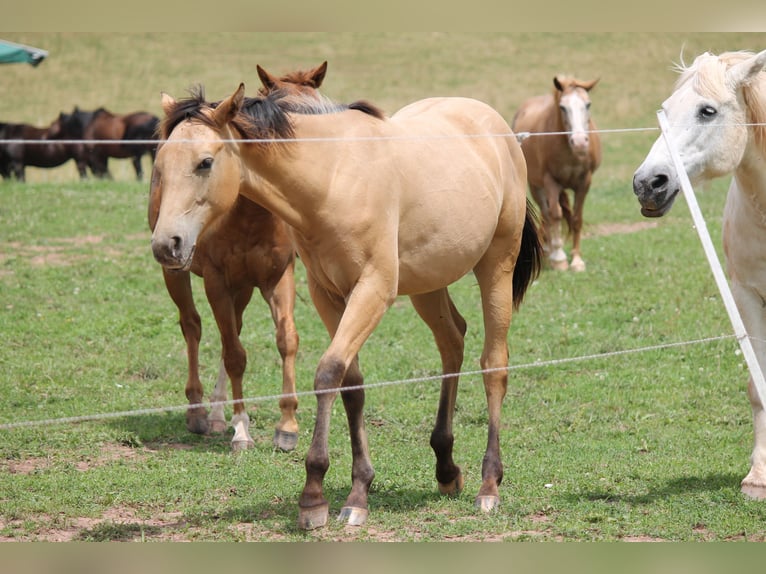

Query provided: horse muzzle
[151,234,196,271]
[632,168,680,219]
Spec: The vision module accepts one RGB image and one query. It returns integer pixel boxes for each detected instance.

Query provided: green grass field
[2,33,766,541]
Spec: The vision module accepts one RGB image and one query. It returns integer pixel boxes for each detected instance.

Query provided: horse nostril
[170,236,183,255]
[650,174,668,191]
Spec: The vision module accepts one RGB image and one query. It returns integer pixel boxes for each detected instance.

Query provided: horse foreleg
[569,182,590,272]
[734,283,766,499]
[338,356,373,526]
[207,360,229,434]
[132,154,143,181]
[411,290,467,496]
[162,269,208,435]
[542,174,568,270]
[297,274,391,530]
[205,276,253,452]
[262,262,300,452]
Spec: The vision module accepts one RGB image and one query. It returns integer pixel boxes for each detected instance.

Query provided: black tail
[512,199,544,309]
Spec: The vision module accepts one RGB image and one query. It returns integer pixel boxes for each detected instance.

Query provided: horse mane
[160,85,385,143]
[676,51,766,150]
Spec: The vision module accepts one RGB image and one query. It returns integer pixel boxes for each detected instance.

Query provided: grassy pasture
[2,32,766,541]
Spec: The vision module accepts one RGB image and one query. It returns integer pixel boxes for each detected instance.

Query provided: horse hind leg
[471,244,519,512]
[410,289,467,497]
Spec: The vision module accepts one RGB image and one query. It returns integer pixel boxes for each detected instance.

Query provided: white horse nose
[569,132,589,153]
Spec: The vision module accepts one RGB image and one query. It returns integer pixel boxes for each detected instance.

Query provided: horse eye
[197,157,213,171]
[698,105,717,120]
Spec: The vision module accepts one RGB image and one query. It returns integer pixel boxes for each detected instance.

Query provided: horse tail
[512,199,544,310]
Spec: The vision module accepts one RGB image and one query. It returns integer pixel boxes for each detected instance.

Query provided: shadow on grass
[106,412,237,454]
[563,472,744,505]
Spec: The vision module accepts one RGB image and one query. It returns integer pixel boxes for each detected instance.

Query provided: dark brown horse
[84,108,159,180]
[0,115,88,181]
[147,62,327,452]
[512,76,601,271]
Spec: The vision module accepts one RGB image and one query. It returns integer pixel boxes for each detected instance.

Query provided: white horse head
[633,49,766,217]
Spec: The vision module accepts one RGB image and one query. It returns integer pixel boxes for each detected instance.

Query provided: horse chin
[161,245,196,273]
[639,190,679,218]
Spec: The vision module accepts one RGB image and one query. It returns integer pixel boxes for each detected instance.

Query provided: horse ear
[310,61,328,88]
[257,65,276,91]
[582,78,600,91]
[727,49,766,88]
[161,92,176,116]
[212,84,246,128]
[553,76,564,92]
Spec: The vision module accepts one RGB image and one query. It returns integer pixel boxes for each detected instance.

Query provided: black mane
[160,85,385,143]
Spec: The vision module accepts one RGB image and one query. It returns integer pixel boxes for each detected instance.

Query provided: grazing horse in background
[147,63,327,452]
[633,49,766,500]
[0,115,88,181]
[84,108,159,180]
[513,76,601,271]
[151,84,542,529]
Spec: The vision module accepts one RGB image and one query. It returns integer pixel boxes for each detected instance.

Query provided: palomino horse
[633,49,766,500]
[0,115,88,181]
[151,84,542,528]
[512,76,601,271]
[84,108,159,180]
[147,63,328,451]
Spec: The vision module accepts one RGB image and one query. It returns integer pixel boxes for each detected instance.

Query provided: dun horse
[150,84,542,528]
[513,76,601,271]
[633,49,766,500]
[147,62,327,451]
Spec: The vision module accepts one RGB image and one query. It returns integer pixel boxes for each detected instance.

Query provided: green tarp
[0,40,47,66]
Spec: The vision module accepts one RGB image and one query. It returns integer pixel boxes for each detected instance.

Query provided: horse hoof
[273,429,299,452]
[208,419,228,434]
[570,259,586,272]
[741,481,766,500]
[549,258,569,271]
[231,439,255,452]
[297,502,329,530]
[437,472,465,497]
[338,506,368,526]
[475,495,500,512]
[186,416,209,436]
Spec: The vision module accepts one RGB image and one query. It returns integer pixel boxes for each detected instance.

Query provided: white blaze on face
[559,89,591,155]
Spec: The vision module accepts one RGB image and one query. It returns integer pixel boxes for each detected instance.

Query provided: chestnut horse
[633,50,766,500]
[84,108,159,180]
[512,76,601,271]
[150,84,542,528]
[0,115,88,181]
[147,62,327,451]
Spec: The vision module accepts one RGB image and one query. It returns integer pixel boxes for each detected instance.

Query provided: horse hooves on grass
[208,419,228,435]
[549,258,569,271]
[231,438,255,453]
[297,502,329,530]
[273,429,299,452]
[186,415,209,436]
[741,482,766,500]
[474,495,500,512]
[437,472,465,497]
[338,506,368,526]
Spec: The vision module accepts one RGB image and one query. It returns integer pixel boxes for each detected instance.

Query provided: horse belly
[396,200,500,295]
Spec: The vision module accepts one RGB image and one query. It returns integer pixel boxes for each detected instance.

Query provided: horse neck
[735,137,766,207]
[234,115,349,235]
